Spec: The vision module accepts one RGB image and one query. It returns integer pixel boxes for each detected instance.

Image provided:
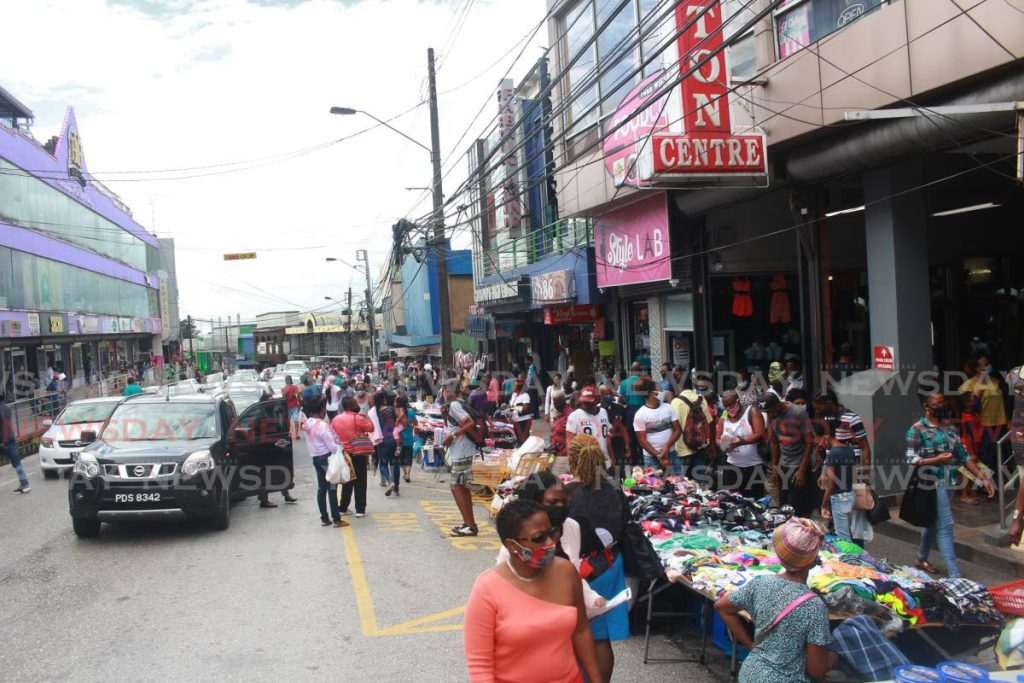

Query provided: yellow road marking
[340,523,466,637]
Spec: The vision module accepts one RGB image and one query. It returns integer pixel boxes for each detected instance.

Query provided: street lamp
[324,251,377,363]
[329,107,431,154]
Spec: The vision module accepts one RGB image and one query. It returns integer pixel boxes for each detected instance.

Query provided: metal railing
[995,430,1016,531]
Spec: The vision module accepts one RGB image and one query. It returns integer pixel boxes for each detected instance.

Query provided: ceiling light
[932,202,1001,217]
[824,205,864,218]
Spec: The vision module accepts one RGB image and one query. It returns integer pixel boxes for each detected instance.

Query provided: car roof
[122,392,220,404]
[67,396,124,405]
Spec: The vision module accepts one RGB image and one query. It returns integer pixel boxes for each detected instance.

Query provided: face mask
[737,381,750,390]
[932,406,951,420]
[697,388,709,396]
[545,505,568,527]
[726,404,741,418]
[601,396,614,405]
[513,541,557,569]
[986,366,995,376]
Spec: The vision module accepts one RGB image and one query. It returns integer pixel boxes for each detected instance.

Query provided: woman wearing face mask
[496,471,607,614]
[906,392,994,576]
[510,377,534,446]
[717,389,767,499]
[736,369,758,407]
[959,355,1008,473]
[565,437,630,683]
[465,498,602,683]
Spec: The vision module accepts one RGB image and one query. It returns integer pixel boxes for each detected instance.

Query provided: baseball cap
[756,392,781,412]
[579,386,598,403]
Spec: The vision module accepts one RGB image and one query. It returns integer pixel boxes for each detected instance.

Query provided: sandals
[915,560,941,575]
[333,519,350,528]
[450,524,479,537]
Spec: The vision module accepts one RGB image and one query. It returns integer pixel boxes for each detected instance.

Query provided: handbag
[866,485,891,525]
[616,490,666,581]
[853,482,874,511]
[898,466,937,527]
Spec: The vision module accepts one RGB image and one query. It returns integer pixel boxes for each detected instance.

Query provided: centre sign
[603,0,767,185]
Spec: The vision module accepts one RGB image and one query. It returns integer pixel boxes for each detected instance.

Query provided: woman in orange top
[464,499,602,683]
[331,396,375,518]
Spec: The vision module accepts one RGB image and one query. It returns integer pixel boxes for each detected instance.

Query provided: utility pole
[224,316,230,372]
[427,47,452,369]
[347,287,354,361]
[187,314,194,358]
[357,249,377,363]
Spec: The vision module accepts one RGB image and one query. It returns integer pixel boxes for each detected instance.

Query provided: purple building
[0,85,170,396]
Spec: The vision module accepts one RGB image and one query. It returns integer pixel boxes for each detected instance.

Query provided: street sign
[874,345,896,371]
[223,252,257,261]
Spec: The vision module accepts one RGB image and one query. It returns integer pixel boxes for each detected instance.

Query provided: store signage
[223,252,257,261]
[81,316,99,334]
[594,194,671,288]
[651,131,765,174]
[532,270,575,305]
[467,315,494,340]
[873,345,896,371]
[475,279,524,304]
[496,79,522,236]
[543,305,601,325]
[257,342,267,354]
[603,70,672,187]
[0,320,22,337]
[26,312,40,336]
[48,315,65,334]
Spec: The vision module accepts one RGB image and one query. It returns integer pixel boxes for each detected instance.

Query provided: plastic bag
[850,509,875,542]
[326,446,354,484]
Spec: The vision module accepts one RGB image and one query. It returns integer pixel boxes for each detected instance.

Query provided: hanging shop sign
[48,314,66,334]
[26,312,41,336]
[543,305,601,325]
[474,278,527,304]
[466,315,495,340]
[496,79,522,236]
[603,0,767,186]
[594,194,672,288]
[532,270,575,305]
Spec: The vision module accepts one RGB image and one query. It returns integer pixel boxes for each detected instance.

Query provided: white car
[38,397,123,478]
[282,361,308,374]
[268,375,289,397]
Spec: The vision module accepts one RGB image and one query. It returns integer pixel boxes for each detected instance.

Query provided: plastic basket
[989,579,1024,616]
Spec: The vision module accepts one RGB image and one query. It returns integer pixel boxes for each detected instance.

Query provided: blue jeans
[5,441,29,488]
[919,485,959,577]
[311,454,339,523]
[379,441,401,492]
[830,491,854,541]
[644,453,683,476]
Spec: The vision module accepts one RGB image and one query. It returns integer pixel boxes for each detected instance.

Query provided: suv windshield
[56,402,118,425]
[229,391,263,413]
[101,402,219,442]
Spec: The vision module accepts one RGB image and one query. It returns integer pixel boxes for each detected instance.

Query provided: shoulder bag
[898,465,937,527]
[754,592,819,646]
[616,490,666,582]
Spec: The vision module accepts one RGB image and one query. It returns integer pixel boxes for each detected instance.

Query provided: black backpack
[443,399,488,446]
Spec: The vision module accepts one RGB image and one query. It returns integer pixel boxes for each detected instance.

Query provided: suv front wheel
[209,489,230,531]
[73,517,101,538]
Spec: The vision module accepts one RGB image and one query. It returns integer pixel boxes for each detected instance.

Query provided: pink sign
[594,194,671,288]
[602,70,671,187]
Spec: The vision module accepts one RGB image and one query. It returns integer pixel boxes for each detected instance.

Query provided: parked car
[38,397,123,479]
[267,375,288,397]
[225,381,272,413]
[68,392,293,537]
[232,370,259,383]
[282,360,308,374]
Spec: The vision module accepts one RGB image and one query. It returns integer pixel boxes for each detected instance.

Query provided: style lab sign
[604,0,767,183]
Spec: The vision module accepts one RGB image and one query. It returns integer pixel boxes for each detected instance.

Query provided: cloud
[3,0,547,324]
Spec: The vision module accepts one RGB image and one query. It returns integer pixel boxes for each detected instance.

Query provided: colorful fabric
[830,615,910,681]
[997,618,1024,669]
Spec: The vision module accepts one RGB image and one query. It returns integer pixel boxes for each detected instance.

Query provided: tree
[179,318,198,339]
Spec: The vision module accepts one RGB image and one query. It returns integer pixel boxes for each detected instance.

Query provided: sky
[1,0,547,331]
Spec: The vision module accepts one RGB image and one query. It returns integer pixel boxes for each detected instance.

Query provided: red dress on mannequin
[770,273,792,324]
[732,279,753,317]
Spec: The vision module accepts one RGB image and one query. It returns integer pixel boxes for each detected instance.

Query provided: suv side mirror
[80,430,97,443]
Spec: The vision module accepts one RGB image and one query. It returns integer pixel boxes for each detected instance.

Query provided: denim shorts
[288,407,301,420]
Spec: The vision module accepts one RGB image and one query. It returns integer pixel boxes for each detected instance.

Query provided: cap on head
[579,386,598,404]
[812,389,838,404]
[756,392,781,412]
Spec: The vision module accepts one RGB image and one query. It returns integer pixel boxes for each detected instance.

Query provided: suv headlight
[181,450,215,477]
[40,436,54,448]
[72,452,100,478]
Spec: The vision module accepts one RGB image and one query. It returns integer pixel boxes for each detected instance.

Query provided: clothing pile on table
[627,475,1004,631]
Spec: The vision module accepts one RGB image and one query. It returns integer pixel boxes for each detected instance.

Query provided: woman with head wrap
[715,518,839,683]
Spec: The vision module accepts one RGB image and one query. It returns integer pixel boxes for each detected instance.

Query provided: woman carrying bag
[903,392,994,576]
[302,396,345,527]
[332,396,376,518]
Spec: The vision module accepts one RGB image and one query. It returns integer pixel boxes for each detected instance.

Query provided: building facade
[543,0,1023,489]
[0,87,166,396]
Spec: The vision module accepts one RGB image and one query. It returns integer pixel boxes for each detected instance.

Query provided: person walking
[324,378,342,421]
[715,518,837,683]
[671,374,715,481]
[1,394,30,493]
[464,498,602,683]
[376,393,402,498]
[618,362,645,463]
[633,376,682,475]
[566,387,615,471]
[760,393,819,517]
[302,397,344,527]
[395,394,416,484]
[565,436,629,683]
[906,392,994,576]
[717,389,767,499]
[959,355,1008,473]
[367,393,387,487]
[485,371,499,415]
[123,376,143,397]
[281,375,301,441]
[545,373,563,423]
[444,380,480,538]
[817,421,856,541]
[332,396,375,518]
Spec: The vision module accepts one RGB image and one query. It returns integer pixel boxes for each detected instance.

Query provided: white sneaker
[14,485,30,494]
[355,513,366,518]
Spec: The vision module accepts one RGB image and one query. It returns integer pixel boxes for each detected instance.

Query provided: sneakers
[450,524,478,537]
[385,485,395,497]
[339,510,351,517]
[404,476,411,483]
[14,485,30,494]
[355,513,366,518]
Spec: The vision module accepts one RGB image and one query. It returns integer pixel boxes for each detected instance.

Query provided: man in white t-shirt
[566,386,614,469]
[632,376,682,475]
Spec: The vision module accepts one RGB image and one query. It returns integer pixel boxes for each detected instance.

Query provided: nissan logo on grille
[74,441,84,447]
[132,465,147,477]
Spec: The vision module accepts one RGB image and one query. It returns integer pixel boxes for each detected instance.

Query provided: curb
[874,516,1024,579]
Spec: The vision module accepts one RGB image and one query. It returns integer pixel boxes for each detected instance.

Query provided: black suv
[68,392,293,537]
